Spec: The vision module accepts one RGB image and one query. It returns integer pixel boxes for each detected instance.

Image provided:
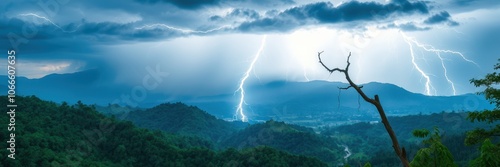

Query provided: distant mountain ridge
[0,69,166,107]
[0,70,494,123]
[187,80,493,122]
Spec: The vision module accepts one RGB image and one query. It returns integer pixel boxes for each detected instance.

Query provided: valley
[0,70,497,166]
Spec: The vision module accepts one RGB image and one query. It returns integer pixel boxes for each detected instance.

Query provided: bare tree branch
[318,52,410,167]
[318,51,347,74]
[338,85,363,90]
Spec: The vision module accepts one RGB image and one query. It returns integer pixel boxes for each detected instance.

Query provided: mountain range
[0,69,493,124]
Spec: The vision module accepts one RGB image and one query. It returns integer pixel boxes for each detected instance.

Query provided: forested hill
[123,102,247,142]
[0,96,326,167]
[222,120,345,165]
[100,103,348,165]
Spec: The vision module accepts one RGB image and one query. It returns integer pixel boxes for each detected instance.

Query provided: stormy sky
[1,0,499,96]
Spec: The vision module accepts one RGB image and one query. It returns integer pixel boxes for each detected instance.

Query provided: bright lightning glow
[303,67,310,81]
[437,53,456,95]
[235,35,267,122]
[401,31,478,95]
[401,32,433,95]
[19,13,80,33]
[135,24,232,34]
[401,32,478,66]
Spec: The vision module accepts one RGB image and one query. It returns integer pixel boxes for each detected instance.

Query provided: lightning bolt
[135,24,232,34]
[401,32,434,95]
[303,68,310,82]
[437,53,456,95]
[18,13,80,33]
[235,35,267,122]
[401,32,478,95]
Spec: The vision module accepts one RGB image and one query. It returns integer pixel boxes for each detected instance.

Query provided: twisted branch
[318,52,410,167]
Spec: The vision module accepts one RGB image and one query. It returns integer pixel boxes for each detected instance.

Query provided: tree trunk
[318,52,410,167]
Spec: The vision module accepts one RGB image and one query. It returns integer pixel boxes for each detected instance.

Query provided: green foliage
[412,129,429,138]
[223,120,344,165]
[469,139,500,167]
[234,146,328,167]
[124,102,241,142]
[0,96,325,167]
[106,102,345,165]
[470,59,500,109]
[95,103,136,117]
[322,112,487,166]
[467,110,500,124]
[467,59,500,165]
[467,59,500,145]
[465,125,500,146]
[410,128,457,167]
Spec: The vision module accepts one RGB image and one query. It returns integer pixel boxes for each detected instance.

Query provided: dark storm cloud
[445,0,500,14]
[245,0,295,5]
[133,0,295,10]
[238,17,298,32]
[1,0,450,45]
[76,21,187,40]
[383,22,431,31]
[210,8,261,21]
[0,16,100,64]
[451,0,499,7]
[0,17,184,48]
[0,0,461,51]
[234,0,296,7]
[134,0,222,9]
[452,0,476,6]
[228,9,261,20]
[0,15,196,67]
[237,0,430,32]
[424,11,459,26]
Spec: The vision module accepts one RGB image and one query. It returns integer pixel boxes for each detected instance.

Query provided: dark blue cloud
[244,0,295,5]
[134,0,221,9]
[0,15,190,69]
[237,0,430,32]
[235,0,296,7]
[210,8,260,21]
[446,0,500,14]
[0,0,442,45]
[229,9,261,19]
[238,18,297,32]
[424,11,459,26]
[0,0,460,52]
[383,22,431,31]
[452,0,497,6]
[76,21,186,41]
[133,0,295,10]
[5,14,206,40]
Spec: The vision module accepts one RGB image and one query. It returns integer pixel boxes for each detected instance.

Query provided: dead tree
[318,52,410,167]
